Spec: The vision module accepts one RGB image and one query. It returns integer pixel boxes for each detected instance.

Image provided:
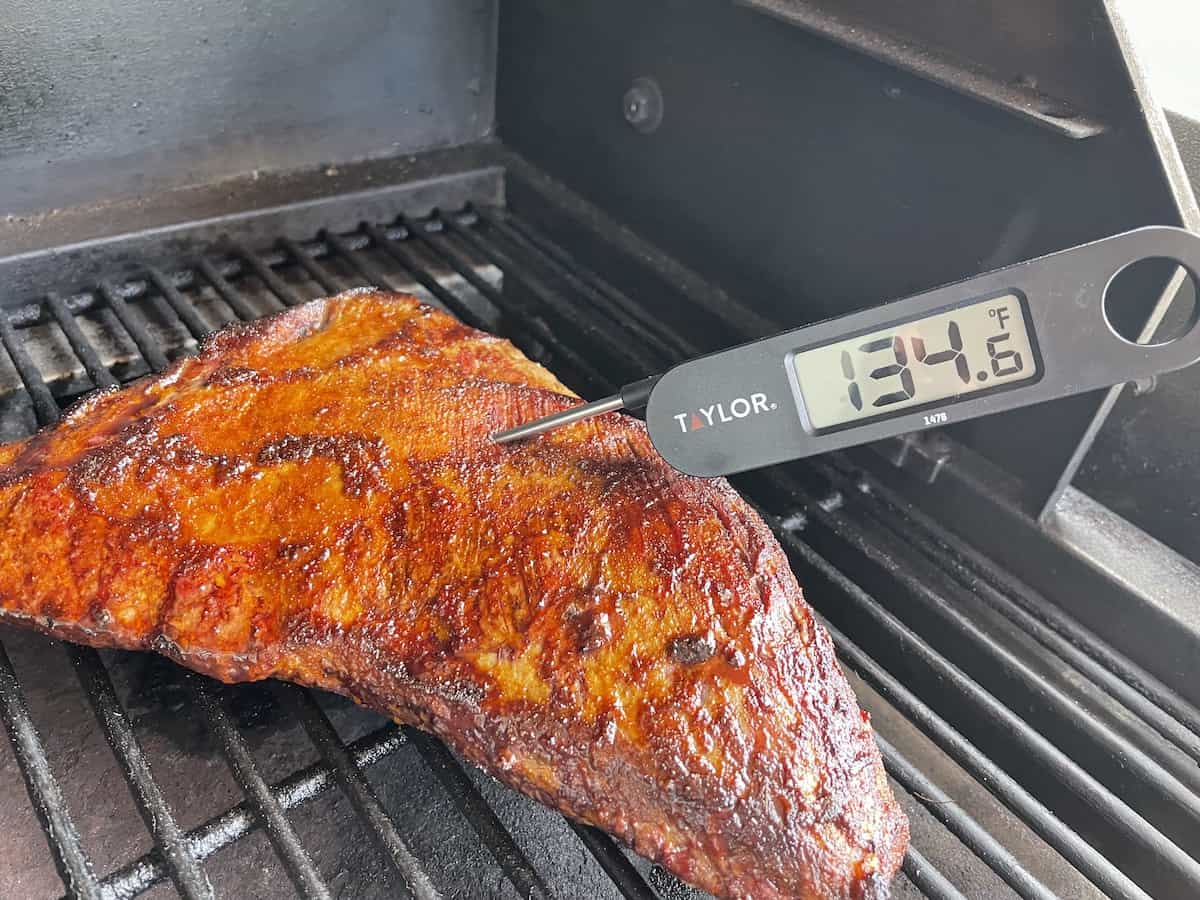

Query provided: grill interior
[2,160,1200,900]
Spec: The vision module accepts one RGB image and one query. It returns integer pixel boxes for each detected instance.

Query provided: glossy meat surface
[0,290,907,899]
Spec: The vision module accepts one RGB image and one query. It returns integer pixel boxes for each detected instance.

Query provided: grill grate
[0,194,1198,899]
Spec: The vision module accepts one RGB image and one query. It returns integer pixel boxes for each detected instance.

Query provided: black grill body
[1,3,1199,899]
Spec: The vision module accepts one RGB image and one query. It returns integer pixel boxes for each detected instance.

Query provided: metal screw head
[623,76,663,133]
[1130,375,1158,396]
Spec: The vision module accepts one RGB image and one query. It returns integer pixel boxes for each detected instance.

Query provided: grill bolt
[623,76,664,133]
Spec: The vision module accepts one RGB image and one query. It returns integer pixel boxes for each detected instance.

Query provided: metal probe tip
[490,394,625,444]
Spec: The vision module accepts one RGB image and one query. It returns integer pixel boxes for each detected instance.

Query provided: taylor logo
[673,393,778,433]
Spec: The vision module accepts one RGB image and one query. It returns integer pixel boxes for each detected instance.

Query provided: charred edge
[666,633,717,665]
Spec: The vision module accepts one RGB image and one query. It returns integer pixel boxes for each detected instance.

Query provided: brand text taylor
[673,393,778,433]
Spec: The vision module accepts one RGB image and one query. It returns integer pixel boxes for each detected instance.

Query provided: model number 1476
[923,411,948,426]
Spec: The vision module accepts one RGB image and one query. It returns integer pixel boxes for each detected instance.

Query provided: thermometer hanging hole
[1102,256,1199,347]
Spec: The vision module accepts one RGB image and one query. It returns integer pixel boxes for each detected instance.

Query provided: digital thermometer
[492,226,1200,478]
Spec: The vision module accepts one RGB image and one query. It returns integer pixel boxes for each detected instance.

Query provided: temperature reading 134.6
[791,294,1038,430]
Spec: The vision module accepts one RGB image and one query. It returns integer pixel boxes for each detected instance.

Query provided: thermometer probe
[491,226,1200,478]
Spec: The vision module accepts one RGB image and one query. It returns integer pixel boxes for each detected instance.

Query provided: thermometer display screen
[792,294,1039,430]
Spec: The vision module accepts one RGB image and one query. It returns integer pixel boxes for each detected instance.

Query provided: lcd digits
[792,295,1038,430]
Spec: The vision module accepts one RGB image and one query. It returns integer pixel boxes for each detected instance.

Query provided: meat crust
[0,290,907,899]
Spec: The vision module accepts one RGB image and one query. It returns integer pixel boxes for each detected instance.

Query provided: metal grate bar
[69,648,215,900]
[474,206,682,364]
[404,728,554,900]
[967,566,1200,757]
[373,218,614,397]
[145,268,213,340]
[360,223,491,329]
[875,732,1055,900]
[904,847,969,900]
[768,465,1200,860]
[46,292,119,390]
[819,454,1200,761]
[455,211,681,366]
[193,680,333,900]
[381,217,508,324]
[0,314,60,422]
[396,213,506,306]
[230,240,307,307]
[196,258,270,320]
[441,212,661,376]
[567,825,660,900]
[97,725,405,900]
[339,221,622,402]
[0,643,103,900]
[278,239,347,295]
[488,210,688,355]
[98,282,170,372]
[939,554,1200,744]
[285,688,438,900]
[322,230,406,295]
[793,541,1155,900]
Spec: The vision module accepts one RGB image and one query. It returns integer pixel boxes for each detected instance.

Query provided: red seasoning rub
[0,290,907,899]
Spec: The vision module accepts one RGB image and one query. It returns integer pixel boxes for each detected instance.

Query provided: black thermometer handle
[644,226,1200,477]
